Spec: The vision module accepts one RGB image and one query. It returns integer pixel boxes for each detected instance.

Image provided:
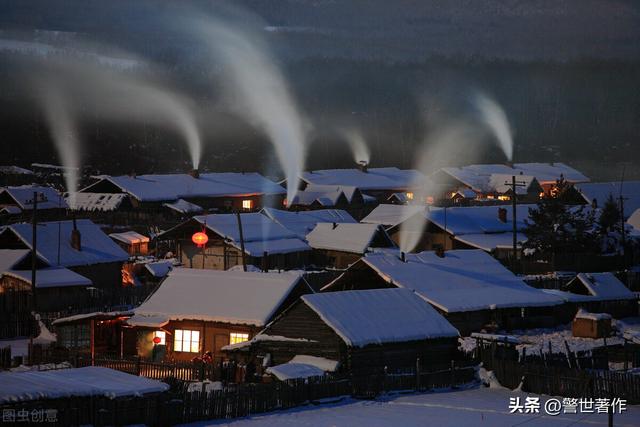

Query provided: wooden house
[261,208,357,239]
[0,165,35,186]
[76,172,286,227]
[571,309,612,339]
[109,231,150,256]
[125,268,311,362]
[305,222,396,269]
[0,219,129,312]
[231,288,459,374]
[322,249,566,335]
[156,213,311,271]
[0,185,68,224]
[575,181,640,218]
[544,272,637,318]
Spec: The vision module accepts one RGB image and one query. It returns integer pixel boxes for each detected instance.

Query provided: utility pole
[30,192,38,313]
[504,176,527,272]
[618,166,628,268]
[235,211,247,272]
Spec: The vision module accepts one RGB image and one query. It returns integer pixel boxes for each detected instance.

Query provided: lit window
[282,198,288,207]
[498,195,511,201]
[486,195,495,200]
[242,199,253,210]
[174,329,200,353]
[229,332,249,345]
[406,192,414,200]
[154,331,166,345]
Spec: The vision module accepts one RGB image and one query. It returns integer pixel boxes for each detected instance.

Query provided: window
[229,332,249,345]
[174,329,200,353]
[242,199,253,210]
[406,192,414,200]
[154,331,166,345]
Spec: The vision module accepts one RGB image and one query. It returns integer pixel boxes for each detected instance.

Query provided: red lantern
[192,231,209,247]
[153,336,161,344]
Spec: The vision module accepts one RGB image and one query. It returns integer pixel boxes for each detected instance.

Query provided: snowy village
[1,2,640,427]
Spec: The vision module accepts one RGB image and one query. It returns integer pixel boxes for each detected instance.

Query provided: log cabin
[125,268,312,362]
[156,213,311,271]
[305,222,396,269]
[109,231,150,256]
[228,288,460,375]
[543,272,637,318]
[571,309,612,339]
[322,249,566,335]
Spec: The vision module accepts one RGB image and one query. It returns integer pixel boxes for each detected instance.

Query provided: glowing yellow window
[153,331,166,345]
[406,192,414,200]
[174,329,200,353]
[498,195,511,201]
[229,332,249,345]
[242,199,253,210]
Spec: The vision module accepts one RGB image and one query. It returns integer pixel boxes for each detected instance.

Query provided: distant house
[575,181,640,218]
[126,268,310,362]
[544,273,637,318]
[431,163,589,201]
[323,250,565,334]
[0,219,129,311]
[156,213,311,271]
[77,172,286,225]
[0,185,68,223]
[109,231,150,256]
[362,204,530,257]
[261,208,357,239]
[0,165,34,186]
[298,167,427,205]
[233,288,459,374]
[306,222,396,268]
[67,192,133,224]
[571,309,612,339]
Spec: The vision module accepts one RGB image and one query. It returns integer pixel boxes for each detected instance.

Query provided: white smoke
[339,127,371,165]
[473,92,513,161]
[191,15,307,202]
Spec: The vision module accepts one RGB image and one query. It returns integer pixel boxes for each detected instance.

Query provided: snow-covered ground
[182,385,640,427]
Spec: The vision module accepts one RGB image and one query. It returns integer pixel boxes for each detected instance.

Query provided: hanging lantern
[192,231,209,247]
[153,336,162,344]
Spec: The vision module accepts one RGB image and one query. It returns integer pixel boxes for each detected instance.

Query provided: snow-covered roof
[0,367,169,403]
[306,223,392,254]
[361,204,425,228]
[301,167,425,191]
[488,174,540,195]
[81,172,285,202]
[4,267,92,288]
[453,232,526,252]
[129,268,303,327]
[261,208,357,239]
[0,185,68,210]
[0,205,22,215]
[163,198,204,214]
[2,219,129,267]
[266,363,325,380]
[68,192,127,212]
[574,309,612,321]
[427,205,533,235]
[52,311,134,325]
[306,184,361,202]
[575,181,640,219]
[439,163,589,192]
[629,208,640,232]
[0,249,30,272]
[301,288,459,347]
[109,231,149,245]
[187,213,311,256]
[570,272,635,301]
[144,260,173,278]
[355,250,563,313]
[0,165,33,175]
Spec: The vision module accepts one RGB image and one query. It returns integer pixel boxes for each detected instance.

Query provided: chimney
[129,170,136,179]
[591,198,598,209]
[70,217,81,251]
[332,222,338,229]
[400,251,406,263]
[357,160,368,173]
[435,246,445,258]
[498,207,507,223]
[189,169,200,179]
[262,251,269,272]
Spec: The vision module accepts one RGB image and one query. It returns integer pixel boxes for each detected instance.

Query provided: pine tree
[598,193,620,233]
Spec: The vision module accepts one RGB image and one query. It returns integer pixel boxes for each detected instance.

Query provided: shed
[109,231,150,256]
[252,288,459,373]
[572,309,612,339]
[126,268,311,362]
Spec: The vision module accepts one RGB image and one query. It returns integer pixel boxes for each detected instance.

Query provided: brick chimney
[189,169,200,179]
[435,246,445,258]
[70,217,81,251]
[498,207,508,223]
[400,251,406,263]
[357,160,368,173]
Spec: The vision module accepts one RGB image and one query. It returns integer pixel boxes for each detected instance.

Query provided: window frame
[173,329,200,353]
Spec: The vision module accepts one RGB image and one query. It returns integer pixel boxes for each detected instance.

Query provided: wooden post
[450,360,455,389]
[90,318,95,365]
[235,211,247,272]
[415,357,420,391]
[31,191,38,312]
[564,340,573,369]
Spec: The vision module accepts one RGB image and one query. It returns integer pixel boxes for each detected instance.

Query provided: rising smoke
[339,127,371,165]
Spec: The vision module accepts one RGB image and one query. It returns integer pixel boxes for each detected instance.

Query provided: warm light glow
[192,231,209,247]
[154,331,165,345]
[282,198,288,207]
[450,192,457,198]
[539,192,545,198]
[242,199,253,209]
[498,195,511,201]
[406,192,414,200]
[426,196,434,205]
[230,332,249,345]
[486,195,495,200]
[174,329,200,353]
